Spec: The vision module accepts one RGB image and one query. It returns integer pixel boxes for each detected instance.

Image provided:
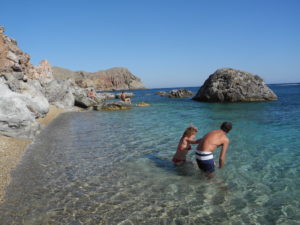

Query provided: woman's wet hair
[220,122,232,133]
[183,125,198,137]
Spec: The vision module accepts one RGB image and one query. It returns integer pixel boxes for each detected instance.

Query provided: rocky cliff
[52,66,145,90]
[193,68,278,102]
[0,27,53,80]
[0,26,123,138]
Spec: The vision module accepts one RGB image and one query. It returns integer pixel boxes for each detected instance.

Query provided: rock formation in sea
[94,101,132,111]
[193,68,278,102]
[52,66,145,91]
[136,102,150,107]
[156,89,194,98]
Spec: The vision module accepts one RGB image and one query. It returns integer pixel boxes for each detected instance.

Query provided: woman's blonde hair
[182,125,198,137]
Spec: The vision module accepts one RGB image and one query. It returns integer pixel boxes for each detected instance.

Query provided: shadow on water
[143,153,197,177]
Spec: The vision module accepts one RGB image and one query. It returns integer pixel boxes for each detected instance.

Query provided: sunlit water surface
[0,85,299,225]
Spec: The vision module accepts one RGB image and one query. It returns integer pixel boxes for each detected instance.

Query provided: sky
[1,0,300,88]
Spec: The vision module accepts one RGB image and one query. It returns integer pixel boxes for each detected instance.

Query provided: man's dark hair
[220,122,232,133]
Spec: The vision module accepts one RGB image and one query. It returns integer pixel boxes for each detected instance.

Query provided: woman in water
[172,125,200,165]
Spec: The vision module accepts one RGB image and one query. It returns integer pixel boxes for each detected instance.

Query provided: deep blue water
[0,84,299,225]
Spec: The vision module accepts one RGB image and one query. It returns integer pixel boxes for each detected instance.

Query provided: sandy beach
[0,105,66,203]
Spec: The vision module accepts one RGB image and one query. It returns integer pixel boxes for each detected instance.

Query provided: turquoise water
[0,85,299,225]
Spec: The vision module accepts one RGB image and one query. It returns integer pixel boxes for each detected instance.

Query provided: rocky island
[193,68,278,102]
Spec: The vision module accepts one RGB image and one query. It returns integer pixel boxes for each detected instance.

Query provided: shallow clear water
[0,85,299,225]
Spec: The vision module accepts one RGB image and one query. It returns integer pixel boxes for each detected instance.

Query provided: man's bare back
[195,122,232,176]
[197,130,229,152]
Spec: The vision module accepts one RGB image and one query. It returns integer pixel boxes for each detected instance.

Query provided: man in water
[195,122,232,178]
[120,91,131,103]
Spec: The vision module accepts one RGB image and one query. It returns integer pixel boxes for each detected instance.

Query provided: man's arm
[219,138,229,168]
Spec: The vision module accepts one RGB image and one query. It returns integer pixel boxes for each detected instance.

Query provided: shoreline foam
[0,105,66,203]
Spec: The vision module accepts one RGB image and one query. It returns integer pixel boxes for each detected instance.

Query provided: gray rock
[193,68,278,102]
[42,79,75,109]
[156,89,194,98]
[17,81,50,117]
[94,101,132,111]
[72,87,97,108]
[169,89,194,98]
[0,81,40,138]
[0,76,49,117]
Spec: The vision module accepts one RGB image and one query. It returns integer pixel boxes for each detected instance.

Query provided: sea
[0,84,299,225]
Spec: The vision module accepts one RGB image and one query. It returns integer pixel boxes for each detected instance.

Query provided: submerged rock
[193,68,278,102]
[156,91,169,97]
[156,89,194,98]
[94,101,132,111]
[136,102,150,107]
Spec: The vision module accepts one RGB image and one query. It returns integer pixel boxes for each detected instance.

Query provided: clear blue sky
[1,0,299,88]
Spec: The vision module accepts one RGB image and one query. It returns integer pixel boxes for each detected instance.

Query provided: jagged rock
[136,102,150,107]
[53,66,145,91]
[33,60,54,80]
[42,80,75,109]
[0,27,34,80]
[0,27,54,81]
[193,68,278,102]
[0,79,41,138]
[94,101,132,111]
[169,89,194,98]
[156,89,194,98]
[16,82,49,117]
[72,88,118,108]
[0,76,49,117]
[72,87,97,108]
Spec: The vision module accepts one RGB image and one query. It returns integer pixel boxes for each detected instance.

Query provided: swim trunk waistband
[195,150,213,161]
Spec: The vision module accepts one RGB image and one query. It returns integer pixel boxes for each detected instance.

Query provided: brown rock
[0,26,53,81]
[94,101,132,111]
[136,102,150,107]
[33,60,54,80]
[53,66,145,91]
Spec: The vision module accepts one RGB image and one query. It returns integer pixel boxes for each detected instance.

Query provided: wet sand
[0,105,66,203]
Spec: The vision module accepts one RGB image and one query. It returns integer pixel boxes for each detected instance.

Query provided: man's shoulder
[223,135,229,143]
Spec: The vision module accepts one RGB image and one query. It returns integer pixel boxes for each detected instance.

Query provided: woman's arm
[187,137,200,144]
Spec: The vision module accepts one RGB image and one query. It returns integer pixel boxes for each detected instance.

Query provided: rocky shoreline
[0,26,146,203]
[0,105,66,203]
